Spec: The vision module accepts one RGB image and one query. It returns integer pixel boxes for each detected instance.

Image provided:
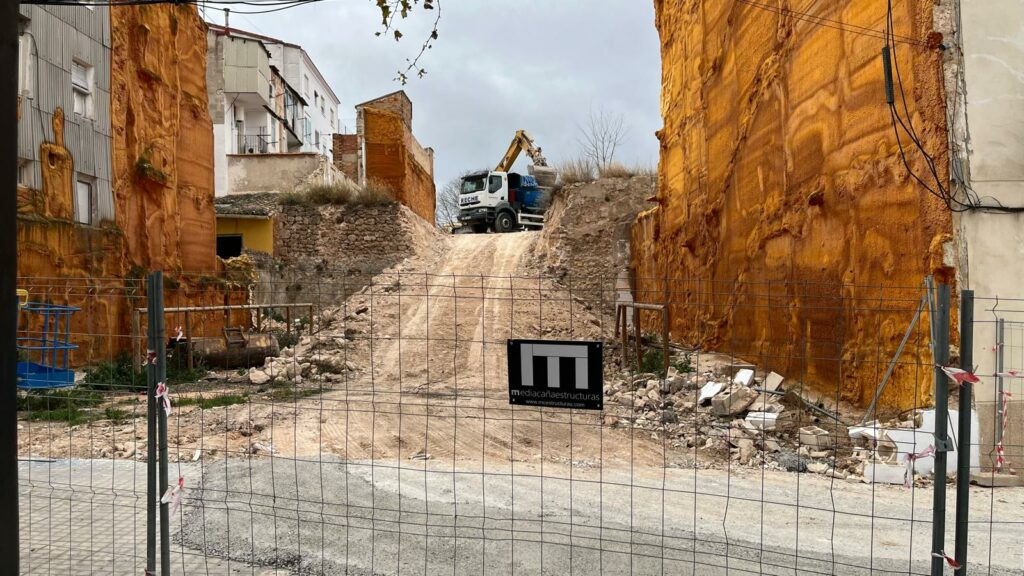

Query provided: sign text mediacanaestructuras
[506,340,603,410]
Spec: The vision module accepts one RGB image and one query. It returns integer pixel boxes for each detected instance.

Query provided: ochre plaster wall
[632,0,953,409]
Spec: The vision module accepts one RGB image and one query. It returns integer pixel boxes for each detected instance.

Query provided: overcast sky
[205,0,662,190]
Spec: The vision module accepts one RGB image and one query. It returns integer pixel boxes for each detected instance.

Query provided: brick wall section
[262,201,439,304]
[361,108,436,223]
[631,0,953,409]
[360,91,413,127]
[332,134,359,179]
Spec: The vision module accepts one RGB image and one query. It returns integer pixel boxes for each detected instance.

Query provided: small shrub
[103,407,132,423]
[598,162,635,179]
[279,181,395,207]
[311,358,342,374]
[674,353,694,374]
[82,353,145,391]
[274,330,299,349]
[638,348,668,376]
[18,389,105,425]
[361,179,396,204]
[176,394,248,410]
[559,157,596,185]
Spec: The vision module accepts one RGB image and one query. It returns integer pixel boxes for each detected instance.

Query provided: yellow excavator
[456,131,557,233]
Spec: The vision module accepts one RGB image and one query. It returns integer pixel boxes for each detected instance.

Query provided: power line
[734,0,928,47]
[882,0,1024,214]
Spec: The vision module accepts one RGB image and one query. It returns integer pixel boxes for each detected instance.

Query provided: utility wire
[734,0,928,47]
[883,0,1024,213]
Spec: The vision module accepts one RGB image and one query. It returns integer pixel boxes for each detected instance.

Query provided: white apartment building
[208,24,340,161]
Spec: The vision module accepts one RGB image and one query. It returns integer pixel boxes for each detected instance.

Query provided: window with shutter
[71,60,93,118]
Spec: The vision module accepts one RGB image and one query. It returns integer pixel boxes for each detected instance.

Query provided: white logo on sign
[519,343,589,389]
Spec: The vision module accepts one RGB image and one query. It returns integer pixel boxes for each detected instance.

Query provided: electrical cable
[883,0,1024,214]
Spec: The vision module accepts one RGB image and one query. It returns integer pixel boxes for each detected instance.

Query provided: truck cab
[457,170,546,233]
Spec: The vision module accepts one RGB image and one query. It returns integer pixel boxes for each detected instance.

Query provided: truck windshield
[461,176,486,194]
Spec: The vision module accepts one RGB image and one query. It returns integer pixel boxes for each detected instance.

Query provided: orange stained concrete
[111,3,217,274]
[16,5,238,364]
[362,108,436,224]
[632,0,954,409]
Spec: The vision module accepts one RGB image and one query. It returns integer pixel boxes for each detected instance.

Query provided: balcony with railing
[237,133,275,155]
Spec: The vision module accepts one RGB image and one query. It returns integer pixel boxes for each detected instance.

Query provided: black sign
[507,339,603,410]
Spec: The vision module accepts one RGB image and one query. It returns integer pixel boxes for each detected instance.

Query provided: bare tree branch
[577,106,628,170]
[371,0,442,84]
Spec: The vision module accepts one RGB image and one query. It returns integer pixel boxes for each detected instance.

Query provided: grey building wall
[17,4,113,221]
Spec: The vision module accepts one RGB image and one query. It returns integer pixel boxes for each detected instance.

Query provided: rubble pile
[246,305,366,386]
[601,358,842,472]
[602,350,989,485]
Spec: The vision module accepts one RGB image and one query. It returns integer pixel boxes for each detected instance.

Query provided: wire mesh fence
[14,270,1024,575]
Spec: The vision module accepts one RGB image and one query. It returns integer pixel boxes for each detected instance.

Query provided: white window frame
[75,178,95,225]
[18,33,33,98]
[17,159,32,188]
[71,59,94,119]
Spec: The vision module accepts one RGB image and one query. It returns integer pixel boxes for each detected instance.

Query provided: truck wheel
[494,211,515,233]
[471,223,489,234]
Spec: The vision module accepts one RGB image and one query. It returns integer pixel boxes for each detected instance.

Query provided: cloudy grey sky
[205,0,662,190]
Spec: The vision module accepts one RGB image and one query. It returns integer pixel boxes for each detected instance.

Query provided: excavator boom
[495,130,548,173]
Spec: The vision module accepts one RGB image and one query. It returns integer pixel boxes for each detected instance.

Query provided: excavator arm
[495,130,548,173]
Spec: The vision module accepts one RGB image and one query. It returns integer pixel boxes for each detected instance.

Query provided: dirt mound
[529,176,657,305]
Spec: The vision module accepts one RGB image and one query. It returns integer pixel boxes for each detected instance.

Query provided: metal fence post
[954,289,974,575]
[1,4,20,572]
[145,273,158,573]
[931,282,951,576]
[995,318,1005,452]
[152,272,171,575]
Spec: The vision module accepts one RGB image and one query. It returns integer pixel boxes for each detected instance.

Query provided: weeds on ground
[176,394,249,410]
[81,352,207,392]
[634,349,693,378]
[267,383,324,402]
[274,329,300,349]
[311,358,343,374]
[18,388,105,425]
[279,180,395,207]
[559,157,596,185]
[597,162,635,179]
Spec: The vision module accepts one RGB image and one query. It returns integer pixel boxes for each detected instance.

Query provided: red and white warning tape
[154,381,171,416]
[931,550,962,569]
[995,391,1013,472]
[160,476,187,516]
[175,325,184,342]
[903,445,935,488]
[941,366,979,386]
[143,349,157,366]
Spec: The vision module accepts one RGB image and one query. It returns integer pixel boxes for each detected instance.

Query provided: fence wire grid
[14,271,1024,575]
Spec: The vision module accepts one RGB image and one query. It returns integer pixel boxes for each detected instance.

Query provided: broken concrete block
[711,386,758,417]
[863,461,907,485]
[763,371,784,392]
[727,362,756,377]
[733,368,754,387]
[745,411,778,431]
[806,462,830,474]
[698,381,723,405]
[799,426,831,449]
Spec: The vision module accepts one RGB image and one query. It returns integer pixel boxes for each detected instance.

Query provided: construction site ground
[17,179,1024,574]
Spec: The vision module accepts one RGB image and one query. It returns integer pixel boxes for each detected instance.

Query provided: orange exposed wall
[632,0,954,409]
[362,108,436,223]
[111,4,217,274]
[17,5,232,365]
